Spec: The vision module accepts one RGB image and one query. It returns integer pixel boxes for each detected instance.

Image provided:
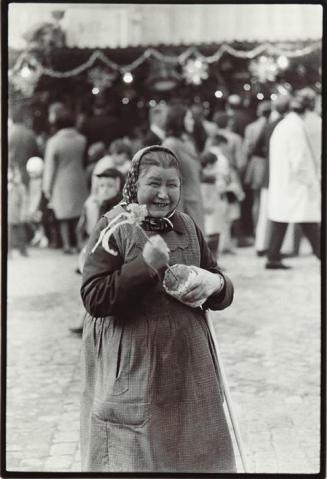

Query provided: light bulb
[277,55,289,69]
[257,93,264,100]
[243,83,251,91]
[270,93,277,101]
[214,90,223,98]
[123,72,133,84]
[122,97,129,104]
[92,87,100,95]
[277,85,288,95]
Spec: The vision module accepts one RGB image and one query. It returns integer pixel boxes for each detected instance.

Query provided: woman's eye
[149,182,160,187]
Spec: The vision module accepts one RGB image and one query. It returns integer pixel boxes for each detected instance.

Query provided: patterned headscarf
[122,145,181,232]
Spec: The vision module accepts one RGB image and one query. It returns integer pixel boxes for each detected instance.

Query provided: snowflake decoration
[88,67,116,90]
[249,56,278,83]
[9,62,42,98]
[183,58,209,85]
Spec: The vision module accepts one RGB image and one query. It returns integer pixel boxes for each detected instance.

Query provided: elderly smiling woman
[80,145,236,473]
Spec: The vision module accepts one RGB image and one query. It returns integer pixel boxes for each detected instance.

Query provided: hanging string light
[9,41,320,96]
[10,42,320,81]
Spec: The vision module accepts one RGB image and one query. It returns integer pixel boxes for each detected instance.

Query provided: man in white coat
[266,96,321,269]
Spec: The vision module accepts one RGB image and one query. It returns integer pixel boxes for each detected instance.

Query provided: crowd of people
[8,87,321,270]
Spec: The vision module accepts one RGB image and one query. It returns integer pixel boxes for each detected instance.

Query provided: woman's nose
[157,186,168,199]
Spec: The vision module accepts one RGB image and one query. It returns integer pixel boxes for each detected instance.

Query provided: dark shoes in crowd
[265,261,292,270]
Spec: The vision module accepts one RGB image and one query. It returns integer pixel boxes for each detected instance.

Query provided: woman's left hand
[180,266,224,306]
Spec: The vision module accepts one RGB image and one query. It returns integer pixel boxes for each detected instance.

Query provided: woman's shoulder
[102,203,125,222]
[174,210,198,232]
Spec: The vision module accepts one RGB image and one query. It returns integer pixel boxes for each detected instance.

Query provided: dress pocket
[111,325,130,396]
[93,399,150,428]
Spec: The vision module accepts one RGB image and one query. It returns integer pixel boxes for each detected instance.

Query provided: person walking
[8,165,28,257]
[254,94,291,256]
[43,109,88,254]
[212,111,244,175]
[80,145,236,473]
[243,101,271,229]
[226,94,253,138]
[199,150,228,259]
[8,105,39,187]
[266,96,321,269]
[291,88,322,255]
[163,104,204,232]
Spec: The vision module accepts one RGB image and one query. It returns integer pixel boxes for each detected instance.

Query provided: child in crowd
[80,145,236,473]
[207,133,245,254]
[70,168,123,334]
[91,138,132,193]
[8,166,28,257]
[26,156,48,248]
[200,151,228,259]
[76,168,123,268]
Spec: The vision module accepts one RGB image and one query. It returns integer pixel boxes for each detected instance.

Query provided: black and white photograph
[4,2,324,476]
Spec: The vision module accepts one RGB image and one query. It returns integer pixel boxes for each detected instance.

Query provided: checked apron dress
[80,213,236,472]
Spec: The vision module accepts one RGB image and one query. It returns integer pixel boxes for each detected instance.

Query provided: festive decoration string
[9,41,321,80]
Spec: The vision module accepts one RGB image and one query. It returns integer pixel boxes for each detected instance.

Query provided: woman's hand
[180,266,224,306]
[143,234,170,271]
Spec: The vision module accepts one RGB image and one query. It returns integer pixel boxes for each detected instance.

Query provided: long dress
[80,206,236,473]
[43,128,88,220]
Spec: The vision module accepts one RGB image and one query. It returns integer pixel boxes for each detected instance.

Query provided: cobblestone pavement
[5,243,321,475]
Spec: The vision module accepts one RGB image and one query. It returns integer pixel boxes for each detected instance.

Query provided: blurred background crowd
[7,4,322,270]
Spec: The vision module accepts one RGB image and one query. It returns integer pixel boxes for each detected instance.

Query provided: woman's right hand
[142,234,170,271]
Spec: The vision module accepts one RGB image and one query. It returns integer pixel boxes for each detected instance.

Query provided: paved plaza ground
[5,242,322,475]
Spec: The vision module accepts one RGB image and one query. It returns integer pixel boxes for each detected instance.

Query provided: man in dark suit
[80,98,124,149]
[143,103,167,146]
[226,94,253,138]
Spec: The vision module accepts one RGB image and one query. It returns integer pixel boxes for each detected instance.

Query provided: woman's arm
[81,217,159,317]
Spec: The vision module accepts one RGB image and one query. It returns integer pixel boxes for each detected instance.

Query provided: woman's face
[137,165,181,217]
[184,110,195,134]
